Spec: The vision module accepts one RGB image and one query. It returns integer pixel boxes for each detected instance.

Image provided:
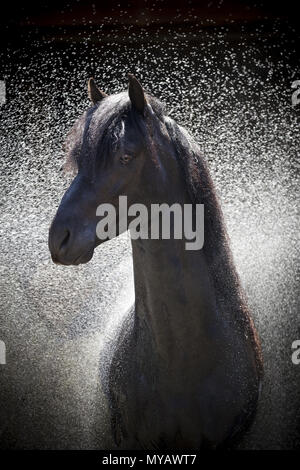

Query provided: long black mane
[165,117,263,375]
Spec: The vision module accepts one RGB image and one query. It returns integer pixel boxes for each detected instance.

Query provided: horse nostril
[59,229,71,252]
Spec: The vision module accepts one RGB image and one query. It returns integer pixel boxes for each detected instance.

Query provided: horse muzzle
[48,217,96,266]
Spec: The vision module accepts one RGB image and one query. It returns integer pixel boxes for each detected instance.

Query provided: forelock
[64,90,166,174]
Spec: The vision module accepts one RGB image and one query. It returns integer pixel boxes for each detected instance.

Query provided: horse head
[48,74,169,265]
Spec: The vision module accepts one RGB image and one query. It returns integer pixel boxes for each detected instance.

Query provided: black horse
[48,75,263,449]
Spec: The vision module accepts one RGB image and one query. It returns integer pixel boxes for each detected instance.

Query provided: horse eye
[120,154,133,165]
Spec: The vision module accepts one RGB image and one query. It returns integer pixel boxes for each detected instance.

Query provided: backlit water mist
[0,24,299,448]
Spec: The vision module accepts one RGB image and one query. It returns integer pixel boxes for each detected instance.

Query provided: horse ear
[88,78,107,104]
[128,73,147,114]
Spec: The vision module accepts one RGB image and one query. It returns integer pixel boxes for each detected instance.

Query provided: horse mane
[64,92,165,174]
[164,117,263,376]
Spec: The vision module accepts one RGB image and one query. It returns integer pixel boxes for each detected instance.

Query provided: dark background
[0,0,299,450]
[1,0,299,101]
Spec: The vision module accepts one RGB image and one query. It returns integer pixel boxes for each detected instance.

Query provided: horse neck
[130,151,220,372]
[131,234,219,363]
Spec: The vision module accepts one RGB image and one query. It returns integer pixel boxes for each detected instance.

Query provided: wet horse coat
[49,75,263,449]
